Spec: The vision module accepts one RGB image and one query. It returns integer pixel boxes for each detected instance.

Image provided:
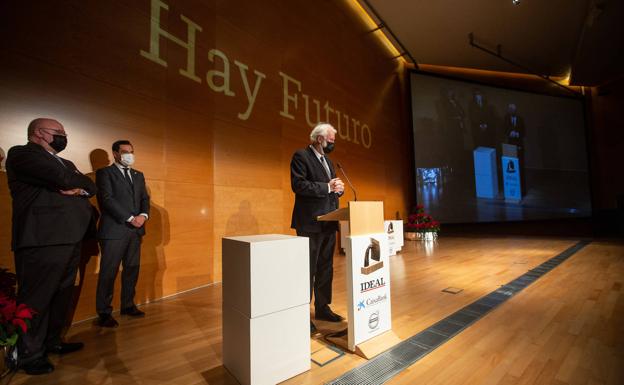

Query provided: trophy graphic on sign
[361,237,383,275]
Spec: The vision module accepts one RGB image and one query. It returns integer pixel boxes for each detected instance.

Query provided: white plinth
[222,234,310,385]
[222,234,309,317]
[223,304,310,385]
[473,146,499,199]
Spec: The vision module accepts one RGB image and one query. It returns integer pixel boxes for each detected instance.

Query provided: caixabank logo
[357,294,388,311]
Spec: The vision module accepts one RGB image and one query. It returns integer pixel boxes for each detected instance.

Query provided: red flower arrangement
[405,205,441,234]
[0,268,34,347]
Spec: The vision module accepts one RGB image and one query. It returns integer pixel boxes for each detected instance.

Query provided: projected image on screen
[410,72,591,223]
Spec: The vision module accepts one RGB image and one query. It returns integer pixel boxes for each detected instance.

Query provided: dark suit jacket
[290,146,340,233]
[6,142,97,250]
[96,164,150,239]
[469,102,496,149]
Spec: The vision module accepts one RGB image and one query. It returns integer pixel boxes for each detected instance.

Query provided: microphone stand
[336,162,357,201]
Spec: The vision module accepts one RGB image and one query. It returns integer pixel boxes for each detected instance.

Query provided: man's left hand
[132,216,146,228]
[59,188,83,196]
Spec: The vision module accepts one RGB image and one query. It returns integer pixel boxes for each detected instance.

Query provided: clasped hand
[131,216,146,228]
[329,178,345,193]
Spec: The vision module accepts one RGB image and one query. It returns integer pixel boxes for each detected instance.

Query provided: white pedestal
[473,146,499,199]
[384,220,404,256]
[223,304,310,385]
[222,234,310,385]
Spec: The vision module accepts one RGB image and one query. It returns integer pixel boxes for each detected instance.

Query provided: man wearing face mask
[6,118,97,375]
[95,140,150,328]
[290,123,345,334]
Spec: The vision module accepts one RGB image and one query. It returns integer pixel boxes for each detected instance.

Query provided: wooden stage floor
[7,236,623,385]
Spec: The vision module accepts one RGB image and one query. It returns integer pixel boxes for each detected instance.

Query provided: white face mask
[120,153,135,167]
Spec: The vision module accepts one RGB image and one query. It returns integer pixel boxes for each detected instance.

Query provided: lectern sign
[317,201,395,355]
[384,220,404,256]
[502,156,521,201]
[346,233,392,350]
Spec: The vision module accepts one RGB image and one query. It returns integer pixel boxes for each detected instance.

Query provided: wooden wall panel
[0,0,412,321]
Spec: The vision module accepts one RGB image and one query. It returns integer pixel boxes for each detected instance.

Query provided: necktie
[320,156,331,179]
[123,167,133,186]
[52,154,66,168]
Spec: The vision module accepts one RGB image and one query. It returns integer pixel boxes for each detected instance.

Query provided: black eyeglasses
[41,128,67,137]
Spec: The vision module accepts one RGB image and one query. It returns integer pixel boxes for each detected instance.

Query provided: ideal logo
[368,311,380,330]
[360,277,386,293]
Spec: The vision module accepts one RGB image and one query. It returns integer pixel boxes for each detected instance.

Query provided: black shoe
[315,307,344,322]
[46,342,84,355]
[19,356,54,375]
[120,306,145,317]
[98,313,119,328]
[310,322,318,335]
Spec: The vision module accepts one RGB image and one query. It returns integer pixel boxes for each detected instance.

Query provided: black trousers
[14,243,81,363]
[296,230,336,310]
[96,231,141,315]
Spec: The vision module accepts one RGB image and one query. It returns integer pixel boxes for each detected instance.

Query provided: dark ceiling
[362,0,623,86]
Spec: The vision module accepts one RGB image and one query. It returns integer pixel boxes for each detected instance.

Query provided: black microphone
[336,162,357,201]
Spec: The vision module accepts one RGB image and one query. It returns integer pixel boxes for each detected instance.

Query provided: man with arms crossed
[6,118,96,375]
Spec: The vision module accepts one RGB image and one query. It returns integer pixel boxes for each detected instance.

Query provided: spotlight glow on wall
[346,1,406,63]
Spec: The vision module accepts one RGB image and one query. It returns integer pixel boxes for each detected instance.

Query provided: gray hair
[309,123,337,144]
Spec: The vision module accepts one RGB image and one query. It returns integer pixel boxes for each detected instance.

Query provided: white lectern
[319,202,400,358]
[222,234,310,385]
[502,143,522,201]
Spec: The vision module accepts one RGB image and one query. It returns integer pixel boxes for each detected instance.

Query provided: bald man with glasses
[6,118,97,375]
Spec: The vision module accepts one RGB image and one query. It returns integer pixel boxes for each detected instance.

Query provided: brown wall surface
[0,0,413,321]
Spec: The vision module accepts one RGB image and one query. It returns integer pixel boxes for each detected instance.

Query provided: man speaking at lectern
[290,123,345,334]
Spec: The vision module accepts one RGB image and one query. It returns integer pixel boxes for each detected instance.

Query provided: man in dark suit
[6,118,97,375]
[290,123,345,334]
[504,103,525,148]
[438,88,471,178]
[503,103,527,194]
[95,140,150,328]
[469,89,496,149]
